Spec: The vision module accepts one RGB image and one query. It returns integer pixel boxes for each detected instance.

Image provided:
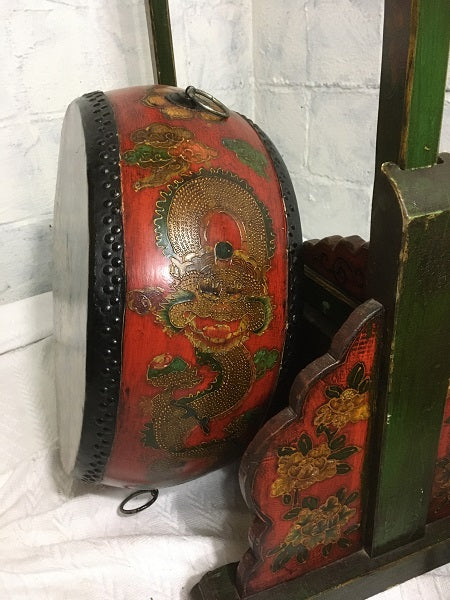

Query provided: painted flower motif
[168,139,218,163]
[283,496,356,550]
[271,443,338,497]
[141,88,222,121]
[314,362,371,431]
[314,388,370,430]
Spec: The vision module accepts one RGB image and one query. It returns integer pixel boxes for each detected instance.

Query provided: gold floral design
[122,123,217,189]
[314,362,371,430]
[141,88,222,121]
[284,496,356,550]
[271,444,337,497]
[267,489,360,571]
[271,430,360,499]
[314,389,369,430]
[266,364,369,572]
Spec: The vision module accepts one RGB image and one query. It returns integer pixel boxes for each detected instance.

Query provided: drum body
[54,85,302,488]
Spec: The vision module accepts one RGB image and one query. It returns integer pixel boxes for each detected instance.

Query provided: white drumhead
[53,101,89,475]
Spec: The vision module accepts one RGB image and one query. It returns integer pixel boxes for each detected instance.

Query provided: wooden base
[191,517,449,599]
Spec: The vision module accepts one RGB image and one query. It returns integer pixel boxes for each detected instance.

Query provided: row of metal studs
[245,119,303,395]
[79,91,125,483]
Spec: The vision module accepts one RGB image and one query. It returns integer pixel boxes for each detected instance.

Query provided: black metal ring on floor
[119,489,159,514]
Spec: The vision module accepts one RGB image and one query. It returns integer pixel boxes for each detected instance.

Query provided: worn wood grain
[145,0,177,86]
[367,154,450,555]
[399,0,450,168]
[374,0,449,170]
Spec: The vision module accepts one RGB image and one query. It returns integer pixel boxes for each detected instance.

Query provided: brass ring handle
[185,86,230,119]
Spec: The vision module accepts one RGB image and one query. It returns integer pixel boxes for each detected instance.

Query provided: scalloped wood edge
[303,235,369,302]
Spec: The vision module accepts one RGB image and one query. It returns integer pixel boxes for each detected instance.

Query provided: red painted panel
[237,303,382,596]
[102,86,288,488]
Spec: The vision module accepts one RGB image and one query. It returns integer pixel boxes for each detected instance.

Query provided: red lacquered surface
[237,302,382,595]
[103,86,289,488]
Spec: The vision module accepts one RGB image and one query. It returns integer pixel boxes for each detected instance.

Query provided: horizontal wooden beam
[191,517,450,600]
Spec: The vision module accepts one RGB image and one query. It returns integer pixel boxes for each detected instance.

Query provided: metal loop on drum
[185,86,230,119]
[119,489,159,514]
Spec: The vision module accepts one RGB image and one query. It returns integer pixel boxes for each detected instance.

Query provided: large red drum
[54,85,302,489]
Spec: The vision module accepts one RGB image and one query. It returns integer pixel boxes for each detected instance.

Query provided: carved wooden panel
[303,235,369,302]
[236,299,383,596]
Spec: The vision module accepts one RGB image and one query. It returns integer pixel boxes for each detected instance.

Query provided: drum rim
[244,117,304,402]
[73,91,126,484]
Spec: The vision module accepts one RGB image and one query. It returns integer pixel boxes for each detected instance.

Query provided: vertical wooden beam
[400,0,450,169]
[374,0,449,170]
[367,1,450,556]
[145,0,177,86]
[367,156,450,555]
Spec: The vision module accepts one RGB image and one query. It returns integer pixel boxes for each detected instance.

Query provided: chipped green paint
[367,156,450,555]
[254,348,279,380]
[374,0,449,170]
[400,0,450,169]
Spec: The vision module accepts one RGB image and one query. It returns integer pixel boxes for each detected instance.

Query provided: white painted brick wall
[170,0,254,116]
[253,0,450,240]
[1,0,153,225]
[306,0,382,86]
[1,0,449,304]
[253,0,383,240]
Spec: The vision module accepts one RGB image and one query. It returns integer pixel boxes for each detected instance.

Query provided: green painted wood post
[366,0,450,556]
[145,0,177,86]
[374,0,450,170]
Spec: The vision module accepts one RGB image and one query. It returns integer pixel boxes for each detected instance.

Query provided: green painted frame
[366,0,450,556]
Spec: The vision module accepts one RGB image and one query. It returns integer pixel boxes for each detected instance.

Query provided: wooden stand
[144,1,450,597]
[191,518,449,600]
[191,162,450,598]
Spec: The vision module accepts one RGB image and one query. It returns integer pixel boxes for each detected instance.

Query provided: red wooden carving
[236,299,383,596]
[428,386,450,522]
[303,235,369,301]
